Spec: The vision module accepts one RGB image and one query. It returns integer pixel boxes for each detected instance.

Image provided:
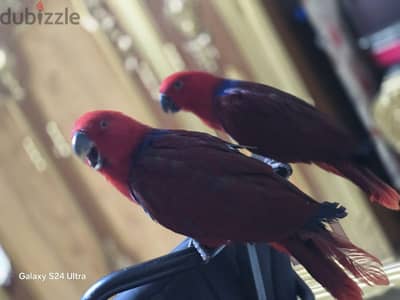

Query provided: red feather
[282,235,363,300]
[317,162,400,210]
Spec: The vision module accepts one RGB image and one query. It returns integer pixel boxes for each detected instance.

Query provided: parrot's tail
[281,230,389,300]
[317,161,400,210]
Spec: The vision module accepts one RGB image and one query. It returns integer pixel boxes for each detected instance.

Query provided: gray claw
[252,154,293,179]
[188,239,226,263]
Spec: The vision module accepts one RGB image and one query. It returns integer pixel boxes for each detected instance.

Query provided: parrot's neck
[198,79,238,130]
[103,170,132,200]
[183,78,226,131]
[98,126,152,202]
[214,79,239,96]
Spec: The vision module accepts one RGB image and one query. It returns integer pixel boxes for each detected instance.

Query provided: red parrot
[72,110,388,300]
[159,71,400,210]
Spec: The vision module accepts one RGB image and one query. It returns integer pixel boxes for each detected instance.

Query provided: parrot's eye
[99,120,108,129]
[173,80,184,90]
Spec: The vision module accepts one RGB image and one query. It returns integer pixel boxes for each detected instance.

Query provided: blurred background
[0,0,400,299]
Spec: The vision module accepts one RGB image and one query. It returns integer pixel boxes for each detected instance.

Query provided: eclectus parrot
[159,71,400,210]
[72,110,388,300]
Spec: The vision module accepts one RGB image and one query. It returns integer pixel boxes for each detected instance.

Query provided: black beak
[160,94,181,113]
[72,131,103,170]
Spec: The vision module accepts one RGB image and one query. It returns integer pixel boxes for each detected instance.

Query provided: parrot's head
[71,110,151,198]
[159,71,223,129]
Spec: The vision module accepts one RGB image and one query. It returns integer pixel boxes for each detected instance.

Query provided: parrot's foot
[252,154,293,179]
[188,239,226,263]
[272,163,293,178]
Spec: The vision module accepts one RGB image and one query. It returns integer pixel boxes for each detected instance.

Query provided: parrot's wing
[129,130,321,246]
[215,82,358,163]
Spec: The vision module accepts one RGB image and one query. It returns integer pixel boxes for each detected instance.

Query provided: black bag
[114,239,314,300]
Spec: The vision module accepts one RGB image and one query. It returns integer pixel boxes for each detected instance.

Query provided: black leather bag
[114,239,314,300]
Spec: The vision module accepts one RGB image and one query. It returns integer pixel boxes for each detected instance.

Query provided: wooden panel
[0,106,109,299]
[13,0,184,265]
[145,0,252,77]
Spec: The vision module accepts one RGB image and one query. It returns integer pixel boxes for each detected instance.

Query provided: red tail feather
[317,162,400,210]
[281,230,388,300]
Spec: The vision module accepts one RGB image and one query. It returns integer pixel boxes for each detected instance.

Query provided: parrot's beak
[160,93,181,113]
[72,131,103,170]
